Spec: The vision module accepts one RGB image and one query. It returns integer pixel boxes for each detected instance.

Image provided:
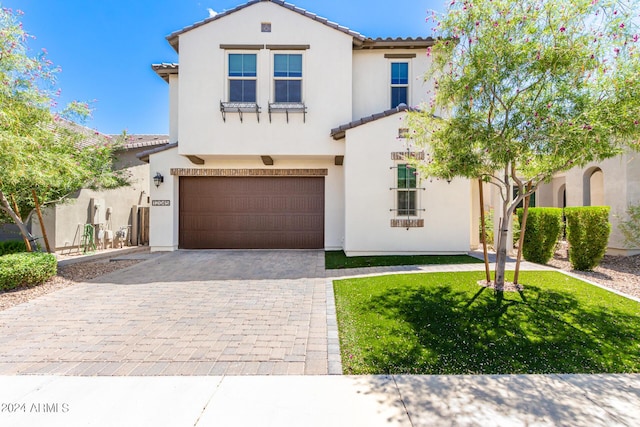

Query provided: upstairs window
[229,54,257,102]
[397,164,417,216]
[390,62,408,108]
[274,54,302,103]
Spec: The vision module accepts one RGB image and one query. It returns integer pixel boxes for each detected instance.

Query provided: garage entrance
[179,176,324,249]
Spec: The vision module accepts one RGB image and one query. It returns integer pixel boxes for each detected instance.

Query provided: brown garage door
[179,177,324,249]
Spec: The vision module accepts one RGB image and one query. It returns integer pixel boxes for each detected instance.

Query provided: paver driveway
[0,250,331,376]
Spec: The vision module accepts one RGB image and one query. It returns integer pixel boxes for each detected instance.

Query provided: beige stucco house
[141,0,478,255]
[536,151,640,256]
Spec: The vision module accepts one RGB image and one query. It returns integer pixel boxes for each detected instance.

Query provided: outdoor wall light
[153,172,164,188]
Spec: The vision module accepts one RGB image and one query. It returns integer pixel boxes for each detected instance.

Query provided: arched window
[557,184,566,208]
[583,167,604,206]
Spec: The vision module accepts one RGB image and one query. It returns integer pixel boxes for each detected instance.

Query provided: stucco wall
[352,49,433,119]
[537,175,566,208]
[343,113,471,255]
[31,149,152,251]
[148,148,345,252]
[537,152,640,255]
[177,2,352,157]
[169,74,179,143]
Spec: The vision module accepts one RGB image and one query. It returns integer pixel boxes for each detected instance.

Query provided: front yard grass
[334,271,640,374]
[325,251,483,269]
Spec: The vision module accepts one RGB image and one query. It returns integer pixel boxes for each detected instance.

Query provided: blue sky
[4,0,445,135]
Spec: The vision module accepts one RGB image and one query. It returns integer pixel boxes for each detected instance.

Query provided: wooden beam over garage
[186,155,205,165]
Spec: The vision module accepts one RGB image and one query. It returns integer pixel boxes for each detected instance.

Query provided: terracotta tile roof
[52,118,111,149]
[356,37,436,49]
[151,63,179,83]
[330,105,416,140]
[165,0,366,52]
[53,119,170,152]
[136,142,179,163]
[118,134,171,150]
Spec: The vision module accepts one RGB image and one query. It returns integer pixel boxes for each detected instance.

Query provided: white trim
[270,51,305,103]
[388,59,411,108]
[225,51,259,103]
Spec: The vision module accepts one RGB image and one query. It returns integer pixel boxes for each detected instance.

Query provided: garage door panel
[179,177,324,249]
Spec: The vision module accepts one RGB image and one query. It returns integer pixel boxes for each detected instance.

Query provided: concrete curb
[56,246,149,267]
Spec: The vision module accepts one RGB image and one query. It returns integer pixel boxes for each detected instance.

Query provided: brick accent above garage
[170,168,329,177]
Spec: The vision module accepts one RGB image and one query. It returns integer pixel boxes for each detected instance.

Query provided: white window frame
[226,51,259,103]
[391,162,426,219]
[389,60,410,109]
[271,51,304,104]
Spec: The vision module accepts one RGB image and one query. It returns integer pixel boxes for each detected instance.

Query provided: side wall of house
[537,152,640,255]
[352,49,433,120]
[343,113,471,255]
[31,149,152,252]
[169,74,179,143]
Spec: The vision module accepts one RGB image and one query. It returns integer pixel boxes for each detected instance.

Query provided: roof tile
[330,105,416,139]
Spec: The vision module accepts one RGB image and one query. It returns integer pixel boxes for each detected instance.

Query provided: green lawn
[334,271,640,375]
[325,251,483,269]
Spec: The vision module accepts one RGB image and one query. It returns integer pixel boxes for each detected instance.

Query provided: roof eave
[330,105,418,140]
[151,63,179,83]
[355,37,437,50]
[136,142,179,163]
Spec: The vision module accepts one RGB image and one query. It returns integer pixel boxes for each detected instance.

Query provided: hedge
[516,207,563,264]
[565,206,611,271]
[0,252,57,291]
[0,240,27,256]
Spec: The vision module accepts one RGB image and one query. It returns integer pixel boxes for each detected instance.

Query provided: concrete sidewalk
[1,374,638,426]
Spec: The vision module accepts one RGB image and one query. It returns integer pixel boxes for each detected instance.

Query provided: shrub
[479,209,494,249]
[565,206,611,271]
[0,252,57,291]
[0,240,27,256]
[618,203,640,249]
[512,213,520,248]
[516,207,563,264]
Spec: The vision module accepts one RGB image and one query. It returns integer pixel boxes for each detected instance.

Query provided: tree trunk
[32,190,51,253]
[10,193,31,252]
[478,179,491,282]
[494,214,510,288]
[514,183,532,285]
[0,189,35,250]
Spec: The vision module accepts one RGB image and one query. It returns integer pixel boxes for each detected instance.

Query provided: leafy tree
[618,203,640,249]
[0,7,127,248]
[407,0,640,288]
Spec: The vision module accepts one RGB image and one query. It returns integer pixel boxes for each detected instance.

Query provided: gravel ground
[0,259,141,311]
[547,241,640,299]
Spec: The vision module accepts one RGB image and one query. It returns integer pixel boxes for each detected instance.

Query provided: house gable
[175,0,355,157]
[166,0,365,53]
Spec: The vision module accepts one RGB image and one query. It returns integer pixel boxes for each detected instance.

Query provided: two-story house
[140,0,476,255]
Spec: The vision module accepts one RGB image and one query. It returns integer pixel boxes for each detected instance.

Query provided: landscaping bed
[334,271,640,375]
[547,241,640,299]
[0,258,140,311]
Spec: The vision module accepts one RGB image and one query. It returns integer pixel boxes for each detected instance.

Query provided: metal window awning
[220,101,261,123]
[268,102,307,123]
